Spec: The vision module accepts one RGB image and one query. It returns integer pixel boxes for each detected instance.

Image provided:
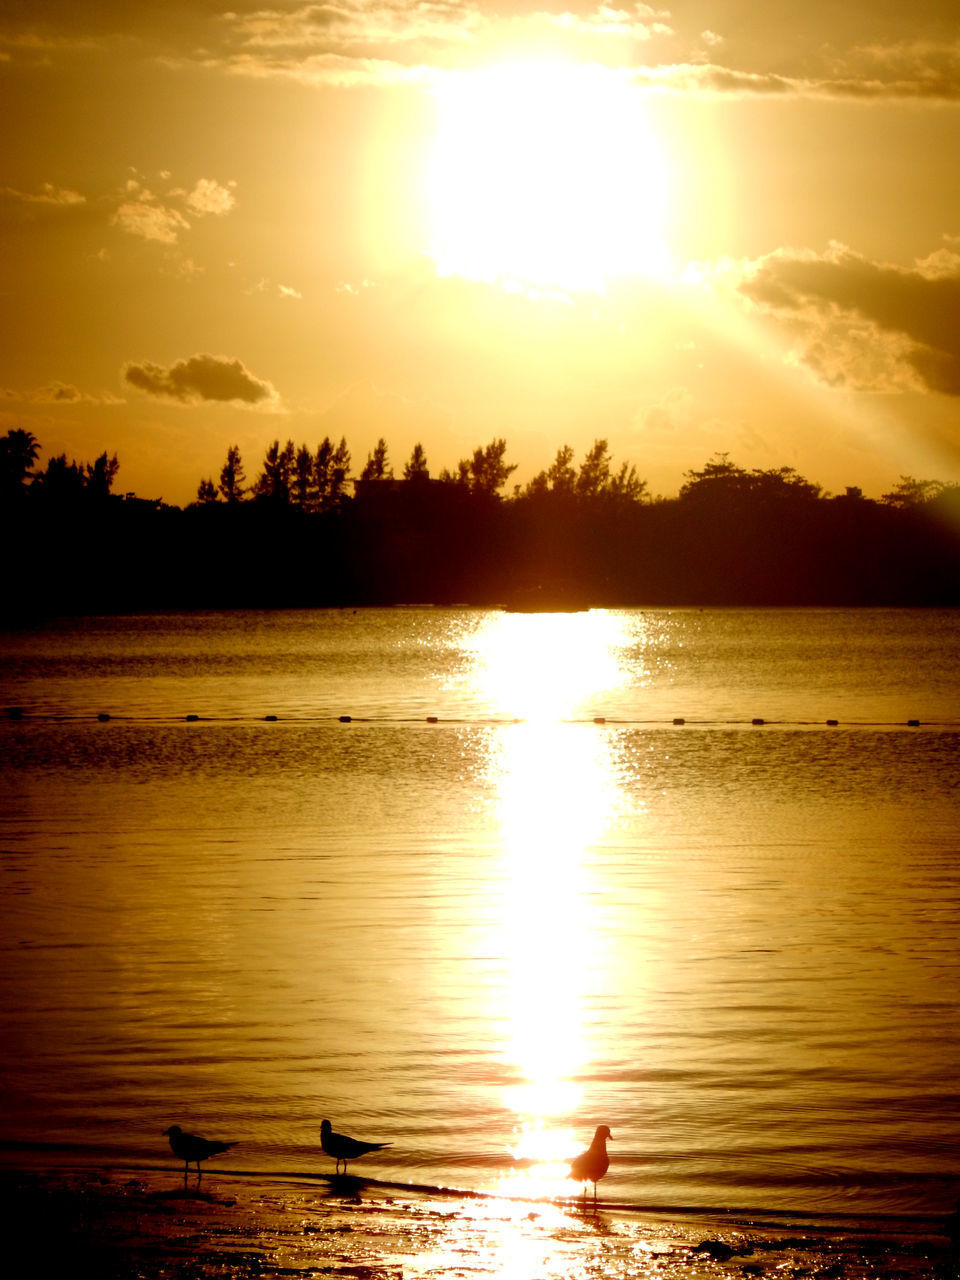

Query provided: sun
[425,58,673,295]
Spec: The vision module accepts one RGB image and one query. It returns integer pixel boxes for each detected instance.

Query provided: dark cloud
[738,244,960,395]
[123,354,277,404]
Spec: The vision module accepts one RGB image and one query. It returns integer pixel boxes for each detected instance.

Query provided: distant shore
[3,1163,952,1280]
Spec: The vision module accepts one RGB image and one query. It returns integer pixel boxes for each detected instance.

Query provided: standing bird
[320,1118,391,1175]
[569,1124,612,1202]
[162,1124,237,1176]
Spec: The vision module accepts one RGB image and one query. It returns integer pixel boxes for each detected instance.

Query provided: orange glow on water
[465,609,630,722]
[467,612,624,1200]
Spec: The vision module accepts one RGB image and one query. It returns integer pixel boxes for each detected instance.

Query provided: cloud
[212,2,675,83]
[123,354,278,405]
[534,5,671,41]
[224,1,486,51]
[219,50,437,87]
[109,175,237,243]
[731,243,960,395]
[246,277,304,298]
[854,36,960,84]
[629,60,960,100]
[184,177,236,216]
[112,185,190,244]
[201,5,960,96]
[2,182,85,206]
[0,182,89,229]
[1,381,123,405]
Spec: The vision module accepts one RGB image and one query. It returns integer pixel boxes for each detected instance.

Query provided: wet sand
[3,1165,953,1280]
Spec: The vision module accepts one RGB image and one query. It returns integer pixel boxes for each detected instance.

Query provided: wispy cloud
[630,60,960,101]
[2,182,86,206]
[199,5,960,97]
[123,353,279,405]
[217,51,434,87]
[532,5,671,41]
[246,277,304,299]
[1,381,123,405]
[211,2,674,85]
[223,1,486,51]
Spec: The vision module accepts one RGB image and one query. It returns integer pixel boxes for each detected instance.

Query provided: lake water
[1,608,959,1223]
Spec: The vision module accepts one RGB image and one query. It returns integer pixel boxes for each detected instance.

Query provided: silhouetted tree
[403,442,430,481]
[576,439,611,498]
[525,444,576,498]
[314,438,334,509]
[10,428,960,614]
[328,437,351,507]
[84,451,120,499]
[254,439,296,503]
[607,461,647,502]
[439,457,472,486]
[750,465,821,503]
[0,428,40,499]
[881,475,944,507]
[444,438,515,495]
[218,445,246,503]
[548,444,577,495]
[360,437,392,482]
[293,444,315,509]
[33,453,86,500]
[679,453,749,503]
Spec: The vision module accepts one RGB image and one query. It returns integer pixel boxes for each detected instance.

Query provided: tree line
[191,435,518,508]
[2,427,959,615]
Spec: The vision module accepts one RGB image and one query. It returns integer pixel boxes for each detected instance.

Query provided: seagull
[162,1124,237,1176]
[569,1124,612,1202]
[320,1118,391,1175]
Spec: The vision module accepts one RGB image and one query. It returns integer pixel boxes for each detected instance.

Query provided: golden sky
[2,1,960,504]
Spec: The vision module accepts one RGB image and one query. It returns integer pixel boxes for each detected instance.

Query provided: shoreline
[4,1163,952,1280]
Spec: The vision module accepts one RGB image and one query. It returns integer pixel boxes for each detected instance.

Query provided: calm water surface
[1,608,959,1220]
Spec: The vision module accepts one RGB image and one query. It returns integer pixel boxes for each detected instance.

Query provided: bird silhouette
[569,1124,612,1202]
[320,1118,391,1175]
[162,1124,237,1176]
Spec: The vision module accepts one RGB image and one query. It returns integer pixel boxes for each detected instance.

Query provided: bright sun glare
[427,59,672,295]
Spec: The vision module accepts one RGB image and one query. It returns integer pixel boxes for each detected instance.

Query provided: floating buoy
[426,715,438,724]
[751,718,765,726]
[826,719,838,726]
[186,714,200,722]
[264,715,278,722]
[673,717,685,725]
[339,715,352,723]
[97,713,110,722]
[907,719,920,727]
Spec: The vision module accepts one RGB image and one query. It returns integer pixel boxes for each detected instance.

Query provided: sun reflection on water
[468,611,626,1202]
[465,609,629,722]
